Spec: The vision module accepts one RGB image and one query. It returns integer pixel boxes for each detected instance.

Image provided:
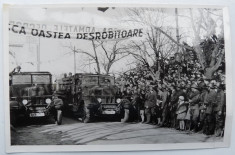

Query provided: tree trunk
[194,45,206,70]
[96,60,101,74]
[204,51,223,79]
[204,67,215,79]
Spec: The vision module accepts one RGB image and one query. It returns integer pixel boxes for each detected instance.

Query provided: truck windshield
[11,74,51,85]
[82,76,98,85]
[99,76,115,85]
[32,75,50,84]
[12,75,31,84]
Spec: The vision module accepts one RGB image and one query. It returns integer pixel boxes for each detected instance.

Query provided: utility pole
[73,46,76,74]
[89,58,91,73]
[175,8,181,78]
[37,38,40,71]
[175,8,180,53]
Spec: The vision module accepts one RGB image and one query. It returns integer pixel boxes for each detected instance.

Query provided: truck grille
[102,104,117,109]
[29,107,46,111]
[31,98,45,105]
[102,97,115,104]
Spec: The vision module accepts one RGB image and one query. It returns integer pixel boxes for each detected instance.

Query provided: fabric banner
[9,20,144,40]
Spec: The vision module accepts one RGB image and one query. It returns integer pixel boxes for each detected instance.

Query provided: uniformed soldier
[197,82,209,133]
[188,83,200,132]
[144,86,157,124]
[203,83,217,135]
[139,89,146,123]
[214,82,225,137]
[159,84,170,127]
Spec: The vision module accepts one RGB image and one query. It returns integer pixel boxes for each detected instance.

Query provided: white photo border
[3,3,233,153]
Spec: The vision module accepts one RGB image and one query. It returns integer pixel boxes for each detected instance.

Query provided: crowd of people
[116,54,226,137]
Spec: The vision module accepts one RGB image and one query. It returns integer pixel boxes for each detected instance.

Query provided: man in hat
[51,92,64,124]
[168,84,185,129]
[15,66,21,73]
[213,82,225,136]
[187,83,201,132]
[139,89,146,123]
[198,82,209,133]
[9,66,22,86]
[68,72,73,77]
[9,65,21,75]
[159,83,170,127]
[203,82,217,135]
[144,86,157,124]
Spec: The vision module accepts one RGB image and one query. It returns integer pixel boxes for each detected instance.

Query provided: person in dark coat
[9,66,22,86]
[156,95,163,125]
[203,83,217,135]
[184,83,192,130]
[131,90,141,122]
[214,82,225,136]
[168,86,177,128]
[115,88,123,99]
[188,83,201,132]
[139,89,146,123]
[197,82,209,133]
[169,86,186,129]
[144,86,157,124]
[159,84,170,127]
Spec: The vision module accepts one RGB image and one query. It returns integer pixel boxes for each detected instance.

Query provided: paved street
[11,117,223,145]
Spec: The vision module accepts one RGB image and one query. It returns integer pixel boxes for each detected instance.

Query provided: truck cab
[9,72,63,125]
[56,73,131,123]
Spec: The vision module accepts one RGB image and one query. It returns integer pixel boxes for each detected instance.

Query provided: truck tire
[121,109,130,123]
[56,110,62,125]
[10,112,17,127]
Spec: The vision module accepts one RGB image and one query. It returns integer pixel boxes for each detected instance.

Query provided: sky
[8,6,223,80]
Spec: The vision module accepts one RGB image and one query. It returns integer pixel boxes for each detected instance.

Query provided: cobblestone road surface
[11,117,223,145]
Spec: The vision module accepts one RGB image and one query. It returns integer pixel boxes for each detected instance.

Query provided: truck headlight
[22,99,28,105]
[97,98,102,103]
[45,98,52,104]
[116,98,121,103]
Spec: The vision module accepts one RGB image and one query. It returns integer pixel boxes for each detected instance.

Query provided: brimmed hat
[209,83,217,89]
[191,83,199,89]
[198,82,207,89]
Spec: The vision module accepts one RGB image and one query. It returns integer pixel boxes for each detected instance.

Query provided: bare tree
[65,40,101,74]
[154,8,224,79]
[124,8,178,80]
[65,40,130,75]
[98,40,130,75]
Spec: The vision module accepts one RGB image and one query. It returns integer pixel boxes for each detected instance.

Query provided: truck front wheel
[83,107,91,123]
[10,111,17,127]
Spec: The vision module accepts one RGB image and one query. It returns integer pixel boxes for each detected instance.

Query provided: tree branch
[154,27,193,51]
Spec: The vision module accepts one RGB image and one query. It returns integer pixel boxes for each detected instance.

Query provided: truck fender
[10,101,19,110]
[122,99,131,109]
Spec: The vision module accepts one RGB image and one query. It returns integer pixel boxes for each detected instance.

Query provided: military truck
[56,73,132,123]
[9,72,63,126]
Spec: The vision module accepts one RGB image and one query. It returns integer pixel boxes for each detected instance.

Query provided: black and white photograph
[3,3,233,152]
